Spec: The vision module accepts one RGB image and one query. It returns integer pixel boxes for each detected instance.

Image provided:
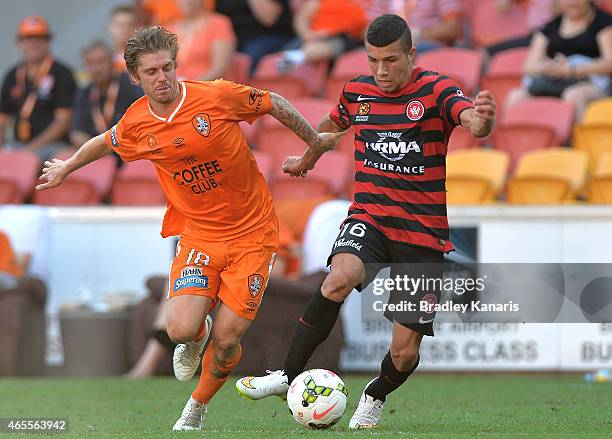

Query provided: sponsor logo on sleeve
[174,274,209,291]
[110,125,119,148]
[192,113,211,137]
[248,88,264,112]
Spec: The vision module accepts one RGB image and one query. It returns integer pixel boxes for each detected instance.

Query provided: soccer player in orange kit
[37,26,343,431]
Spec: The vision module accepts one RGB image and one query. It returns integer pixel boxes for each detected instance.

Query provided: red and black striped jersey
[328,66,474,252]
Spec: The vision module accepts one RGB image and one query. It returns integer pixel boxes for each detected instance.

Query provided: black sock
[365,351,420,403]
[283,289,343,383]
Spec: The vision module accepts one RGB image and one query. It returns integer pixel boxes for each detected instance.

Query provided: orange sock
[193,316,209,343]
[192,343,242,404]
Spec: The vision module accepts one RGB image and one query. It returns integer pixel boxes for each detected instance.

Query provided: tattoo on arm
[269,93,324,152]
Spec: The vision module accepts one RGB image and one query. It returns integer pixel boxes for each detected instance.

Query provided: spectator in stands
[215,0,294,71]
[108,5,141,72]
[486,0,557,56]
[506,0,612,120]
[0,16,76,160]
[70,41,143,152]
[139,0,214,26]
[166,0,236,81]
[277,0,369,73]
[400,0,464,52]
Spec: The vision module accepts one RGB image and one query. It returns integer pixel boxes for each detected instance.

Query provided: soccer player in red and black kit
[237,14,495,428]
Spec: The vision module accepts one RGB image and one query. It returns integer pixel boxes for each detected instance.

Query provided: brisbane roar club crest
[248,274,264,298]
[406,100,425,121]
[192,113,211,137]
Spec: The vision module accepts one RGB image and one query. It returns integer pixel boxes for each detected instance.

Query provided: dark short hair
[81,40,112,58]
[366,14,412,52]
[124,26,178,75]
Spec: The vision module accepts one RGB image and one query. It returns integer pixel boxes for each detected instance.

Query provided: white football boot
[173,315,213,381]
[348,378,384,429]
[235,370,289,400]
[173,396,207,431]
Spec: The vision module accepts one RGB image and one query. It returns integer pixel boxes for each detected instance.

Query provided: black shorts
[328,219,444,336]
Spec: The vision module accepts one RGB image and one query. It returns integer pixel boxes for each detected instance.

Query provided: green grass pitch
[0,375,610,438]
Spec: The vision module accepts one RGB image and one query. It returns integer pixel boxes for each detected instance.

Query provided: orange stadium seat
[34,154,116,205]
[324,48,369,101]
[587,151,612,204]
[416,48,484,95]
[111,160,165,206]
[448,126,479,152]
[223,53,252,85]
[446,149,509,204]
[271,151,352,201]
[470,0,529,47]
[0,150,39,204]
[255,98,334,167]
[573,98,612,170]
[252,52,328,99]
[507,148,588,204]
[481,47,529,114]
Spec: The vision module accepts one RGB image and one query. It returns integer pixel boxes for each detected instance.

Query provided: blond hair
[124,26,178,75]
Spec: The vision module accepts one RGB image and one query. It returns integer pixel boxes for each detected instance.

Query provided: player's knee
[167,321,198,344]
[321,269,358,302]
[390,343,419,372]
[211,334,240,360]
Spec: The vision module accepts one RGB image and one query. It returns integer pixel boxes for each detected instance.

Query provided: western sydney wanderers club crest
[192,113,211,137]
[406,100,425,121]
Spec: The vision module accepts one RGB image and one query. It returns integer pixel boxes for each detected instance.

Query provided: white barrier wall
[1,205,611,370]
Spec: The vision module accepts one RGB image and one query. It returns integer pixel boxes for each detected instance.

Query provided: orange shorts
[168,220,279,320]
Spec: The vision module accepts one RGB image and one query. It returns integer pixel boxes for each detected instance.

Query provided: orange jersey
[105,80,276,242]
[0,231,22,278]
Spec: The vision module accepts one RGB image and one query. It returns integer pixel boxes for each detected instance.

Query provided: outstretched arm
[460,91,496,138]
[36,133,112,190]
[269,92,343,154]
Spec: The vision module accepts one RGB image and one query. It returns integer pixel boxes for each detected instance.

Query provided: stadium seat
[252,150,273,182]
[507,148,588,204]
[0,150,40,204]
[416,48,484,95]
[494,98,574,170]
[470,0,529,47]
[573,98,612,169]
[492,124,557,172]
[481,47,529,114]
[252,52,328,99]
[34,154,116,205]
[240,120,257,147]
[587,151,612,204]
[111,160,165,206]
[223,53,252,85]
[255,98,335,168]
[598,0,612,14]
[448,126,479,152]
[501,98,574,143]
[446,149,509,204]
[270,151,352,201]
[324,49,369,101]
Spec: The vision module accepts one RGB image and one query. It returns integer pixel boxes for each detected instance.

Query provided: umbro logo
[356,95,376,102]
[173,137,185,148]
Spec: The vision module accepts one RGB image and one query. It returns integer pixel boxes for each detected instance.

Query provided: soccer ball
[287,369,348,429]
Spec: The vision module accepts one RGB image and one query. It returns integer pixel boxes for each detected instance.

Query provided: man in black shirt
[0,16,76,160]
[70,41,143,154]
